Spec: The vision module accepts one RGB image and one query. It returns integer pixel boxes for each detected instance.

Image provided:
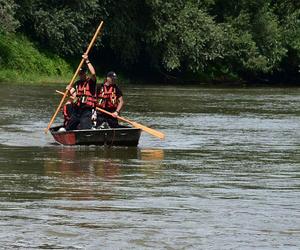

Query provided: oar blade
[130,122,165,140]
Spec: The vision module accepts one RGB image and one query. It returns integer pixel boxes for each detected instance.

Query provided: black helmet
[107,71,117,79]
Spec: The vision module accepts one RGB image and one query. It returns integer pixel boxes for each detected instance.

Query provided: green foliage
[104,0,145,66]
[0,31,71,82]
[284,11,300,50]
[3,0,300,83]
[222,10,286,74]
[0,0,19,33]
[15,0,106,56]
[145,1,225,72]
[250,6,286,72]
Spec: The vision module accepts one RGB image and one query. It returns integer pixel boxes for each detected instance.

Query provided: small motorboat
[50,125,141,146]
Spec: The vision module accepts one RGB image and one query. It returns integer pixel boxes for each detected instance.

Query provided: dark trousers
[66,108,93,131]
[96,113,119,128]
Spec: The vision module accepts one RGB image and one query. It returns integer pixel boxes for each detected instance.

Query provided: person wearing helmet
[94,71,124,128]
[64,53,97,131]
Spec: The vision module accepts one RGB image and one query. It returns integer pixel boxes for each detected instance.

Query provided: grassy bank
[0,32,72,84]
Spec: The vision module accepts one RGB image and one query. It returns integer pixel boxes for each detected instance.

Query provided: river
[0,83,299,249]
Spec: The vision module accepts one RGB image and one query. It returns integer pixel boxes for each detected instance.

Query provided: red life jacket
[97,84,118,110]
[75,78,95,107]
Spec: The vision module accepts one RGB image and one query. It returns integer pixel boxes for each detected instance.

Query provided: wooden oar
[45,20,104,133]
[55,90,165,140]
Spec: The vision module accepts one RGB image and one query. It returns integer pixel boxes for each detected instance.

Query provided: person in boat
[95,71,124,128]
[65,53,96,131]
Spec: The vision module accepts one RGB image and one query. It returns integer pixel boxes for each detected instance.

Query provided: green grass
[0,31,72,84]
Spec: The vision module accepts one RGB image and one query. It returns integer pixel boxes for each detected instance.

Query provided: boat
[50,125,141,146]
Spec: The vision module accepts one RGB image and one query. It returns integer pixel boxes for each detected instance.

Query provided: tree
[0,0,19,33]
[144,0,225,74]
[15,0,106,55]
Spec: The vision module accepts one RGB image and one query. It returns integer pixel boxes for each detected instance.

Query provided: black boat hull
[50,126,141,146]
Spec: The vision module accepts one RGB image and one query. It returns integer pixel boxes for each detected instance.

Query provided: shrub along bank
[0,32,72,83]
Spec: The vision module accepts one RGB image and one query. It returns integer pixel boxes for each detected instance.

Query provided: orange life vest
[75,78,95,107]
[97,84,118,110]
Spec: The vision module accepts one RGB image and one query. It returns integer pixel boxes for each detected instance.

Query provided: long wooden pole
[45,21,104,133]
[55,90,165,140]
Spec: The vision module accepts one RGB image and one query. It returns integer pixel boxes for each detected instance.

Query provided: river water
[0,83,299,249]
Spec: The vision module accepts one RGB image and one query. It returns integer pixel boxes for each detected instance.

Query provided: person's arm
[82,53,96,82]
[70,88,76,98]
[66,84,76,97]
[113,96,124,117]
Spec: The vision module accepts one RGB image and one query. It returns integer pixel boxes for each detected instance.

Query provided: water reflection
[43,147,165,200]
[139,148,165,161]
[44,147,165,176]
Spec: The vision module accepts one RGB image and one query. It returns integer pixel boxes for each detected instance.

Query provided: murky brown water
[0,83,300,249]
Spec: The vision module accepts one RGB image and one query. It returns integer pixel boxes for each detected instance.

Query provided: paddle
[45,20,104,133]
[55,90,165,140]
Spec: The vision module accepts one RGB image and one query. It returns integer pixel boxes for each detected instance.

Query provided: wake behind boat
[50,125,141,146]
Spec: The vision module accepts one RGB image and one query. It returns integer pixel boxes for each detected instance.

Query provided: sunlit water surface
[0,84,299,249]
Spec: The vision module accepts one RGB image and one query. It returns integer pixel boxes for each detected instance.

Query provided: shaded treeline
[1,0,300,84]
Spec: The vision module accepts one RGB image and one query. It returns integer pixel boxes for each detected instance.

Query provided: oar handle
[45,21,104,134]
[55,90,165,140]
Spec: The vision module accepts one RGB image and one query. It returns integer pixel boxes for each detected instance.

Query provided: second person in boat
[95,71,124,128]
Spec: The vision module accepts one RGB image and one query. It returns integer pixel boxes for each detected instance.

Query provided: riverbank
[0,31,132,85]
[0,32,72,84]
[0,70,73,85]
